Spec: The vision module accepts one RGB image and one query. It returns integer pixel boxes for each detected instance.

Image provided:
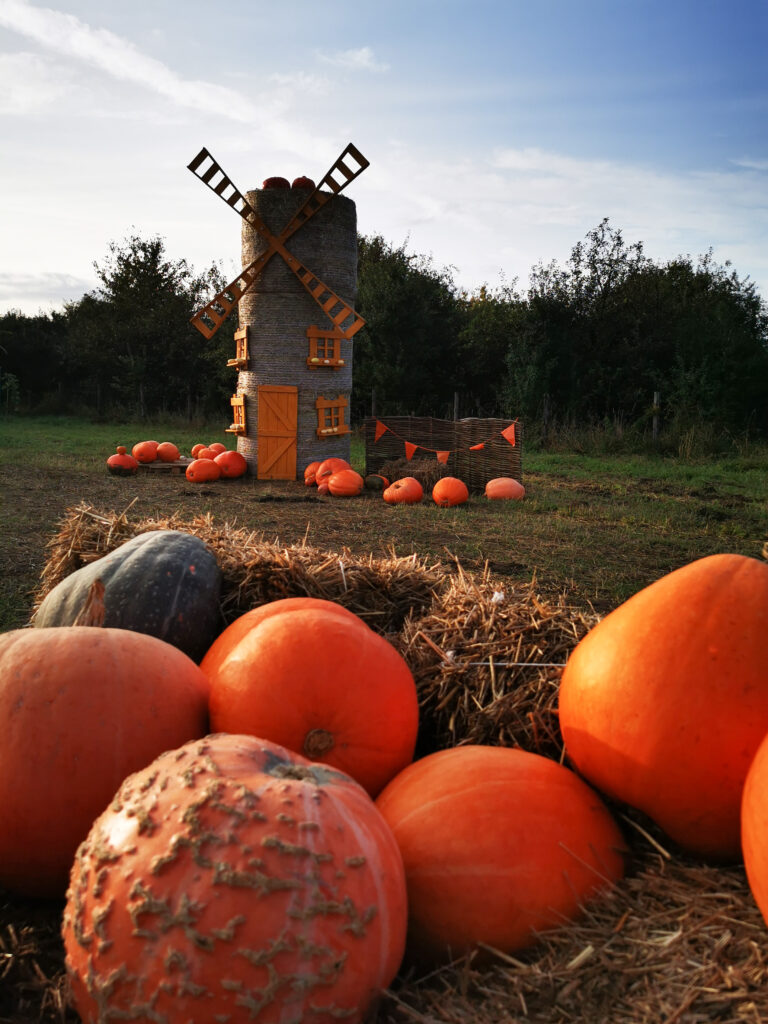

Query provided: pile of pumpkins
[305,457,526,505]
[107,440,247,481]
[2,537,768,1024]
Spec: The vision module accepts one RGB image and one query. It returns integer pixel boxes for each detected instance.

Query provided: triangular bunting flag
[404,442,418,461]
[436,451,450,464]
[374,420,388,442]
[501,423,516,446]
[469,443,485,451]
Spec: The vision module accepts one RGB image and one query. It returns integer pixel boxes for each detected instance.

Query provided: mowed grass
[1,415,766,631]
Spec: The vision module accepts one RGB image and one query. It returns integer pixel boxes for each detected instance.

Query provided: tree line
[2,220,767,440]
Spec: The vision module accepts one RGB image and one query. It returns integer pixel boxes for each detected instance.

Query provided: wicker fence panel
[363,417,523,492]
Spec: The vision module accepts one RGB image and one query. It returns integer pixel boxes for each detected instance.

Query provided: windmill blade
[282,248,366,339]
[190,251,273,339]
[279,144,369,244]
[187,147,273,240]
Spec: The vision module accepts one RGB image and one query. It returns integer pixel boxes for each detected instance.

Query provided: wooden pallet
[136,458,194,476]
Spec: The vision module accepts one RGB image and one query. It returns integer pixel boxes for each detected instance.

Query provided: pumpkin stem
[303,728,335,758]
[73,579,107,628]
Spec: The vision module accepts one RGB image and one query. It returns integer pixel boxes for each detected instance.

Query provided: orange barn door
[257,385,298,480]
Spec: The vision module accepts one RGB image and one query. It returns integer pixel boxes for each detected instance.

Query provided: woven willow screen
[363,416,523,492]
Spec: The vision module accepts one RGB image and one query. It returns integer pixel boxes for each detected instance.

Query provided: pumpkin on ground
[432,476,469,507]
[155,441,180,462]
[214,449,248,478]
[315,456,351,483]
[186,458,222,483]
[376,745,625,964]
[364,473,390,491]
[485,477,525,500]
[202,601,419,797]
[559,553,768,860]
[304,460,321,485]
[106,445,138,476]
[0,626,210,897]
[33,530,223,663]
[131,440,158,463]
[383,477,423,505]
[328,468,364,496]
[207,441,227,455]
[317,477,330,495]
[63,733,408,1024]
[742,731,768,926]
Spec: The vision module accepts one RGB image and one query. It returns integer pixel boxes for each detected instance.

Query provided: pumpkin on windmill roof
[186,143,369,482]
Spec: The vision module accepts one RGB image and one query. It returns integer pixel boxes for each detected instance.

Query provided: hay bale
[377,457,449,493]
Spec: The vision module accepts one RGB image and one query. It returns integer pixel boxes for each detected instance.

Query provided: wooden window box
[306,325,345,370]
[315,395,349,438]
[227,326,250,370]
[226,394,247,435]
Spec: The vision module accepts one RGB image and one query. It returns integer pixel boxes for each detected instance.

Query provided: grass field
[2,415,766,632]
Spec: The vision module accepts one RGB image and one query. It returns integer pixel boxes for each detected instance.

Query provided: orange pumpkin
[106,445,138,476]
[201,597,369,681]
[559,553,768,859]
[485,477,525,500]
[185,459,221,483]
[375,745,625,963]
[131,440,158,463]
[0,627,209,897]
[155,441,180,462]
[207,442,227,455]
[191,443,207,458]
[316,456,351,482]
[329,468,364,496]
[195,446,218,461]
[304,460,321,485]
[742,731,768,925]
[63,733,408,1024]
[203,603,419,797]
[214,449,247,478]
[432,476,469,507]
[383,477,423,505]
[317,477,330,495]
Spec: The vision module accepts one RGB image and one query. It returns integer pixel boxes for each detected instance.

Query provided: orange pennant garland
[404,442,418,461]
[370,419,519,458]
[501,423,516,446]
[436,451,450,464]
[470,443,485,451]
[374,420,388,442]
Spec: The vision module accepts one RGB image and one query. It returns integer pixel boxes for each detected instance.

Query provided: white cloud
[0,0,266,124]
[730,157,768,171]
[0,50,73,113]
[317,46,389,73]
[0,270,95,313]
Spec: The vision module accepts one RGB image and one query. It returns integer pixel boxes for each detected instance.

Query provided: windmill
[187,144,369,479]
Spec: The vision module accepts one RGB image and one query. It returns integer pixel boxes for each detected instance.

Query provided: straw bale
[31,503,444,634]
[377,457,450,493]
[399,562,598,759]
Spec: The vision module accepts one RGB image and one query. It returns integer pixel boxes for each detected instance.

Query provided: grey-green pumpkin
[33,531,223,663]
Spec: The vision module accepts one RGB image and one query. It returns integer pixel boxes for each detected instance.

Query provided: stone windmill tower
[187,145,368,479]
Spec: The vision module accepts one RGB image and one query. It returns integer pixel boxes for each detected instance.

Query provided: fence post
[453,391,459,421]
[652,391,661,442]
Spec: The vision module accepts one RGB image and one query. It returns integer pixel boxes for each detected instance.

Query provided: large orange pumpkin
[0,627,209,897]
[485,477,525,500]
[315,456,351,483]
[375,745,625,963]
[106,445,138,476]
[432,476,469,507]
[63,733,408,1024]
[186,458,221,482]
[328,468,364,496]
[383,477,423,505]
[559,553,768,859]
[742,730,768,926]
[203,603,419,797]
[131,440,158,463]
[304,460,321,485]
[214,449,248,478]
[155,441,180,462]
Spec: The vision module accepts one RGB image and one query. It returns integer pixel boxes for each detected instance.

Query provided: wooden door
[257,385,297,479]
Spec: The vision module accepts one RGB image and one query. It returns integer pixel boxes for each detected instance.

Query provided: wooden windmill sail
[187,144,368,479]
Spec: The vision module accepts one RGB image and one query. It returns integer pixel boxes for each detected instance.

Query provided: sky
[1,0,767,317]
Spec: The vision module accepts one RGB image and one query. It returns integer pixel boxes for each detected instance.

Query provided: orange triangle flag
[470,443,485,451]
[404,441,418,461]
[501,424,516,446]
[436,451,450,464]
[374,420,388,442]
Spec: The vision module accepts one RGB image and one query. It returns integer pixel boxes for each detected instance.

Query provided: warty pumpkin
[375,745,625,963]
[202,602,419,797]
[63,733,408,1024]
[559,553,768,860]
[33,529,223,663]
[0,626,209,897]
[383,477,423,505]
[432,476,469,507]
